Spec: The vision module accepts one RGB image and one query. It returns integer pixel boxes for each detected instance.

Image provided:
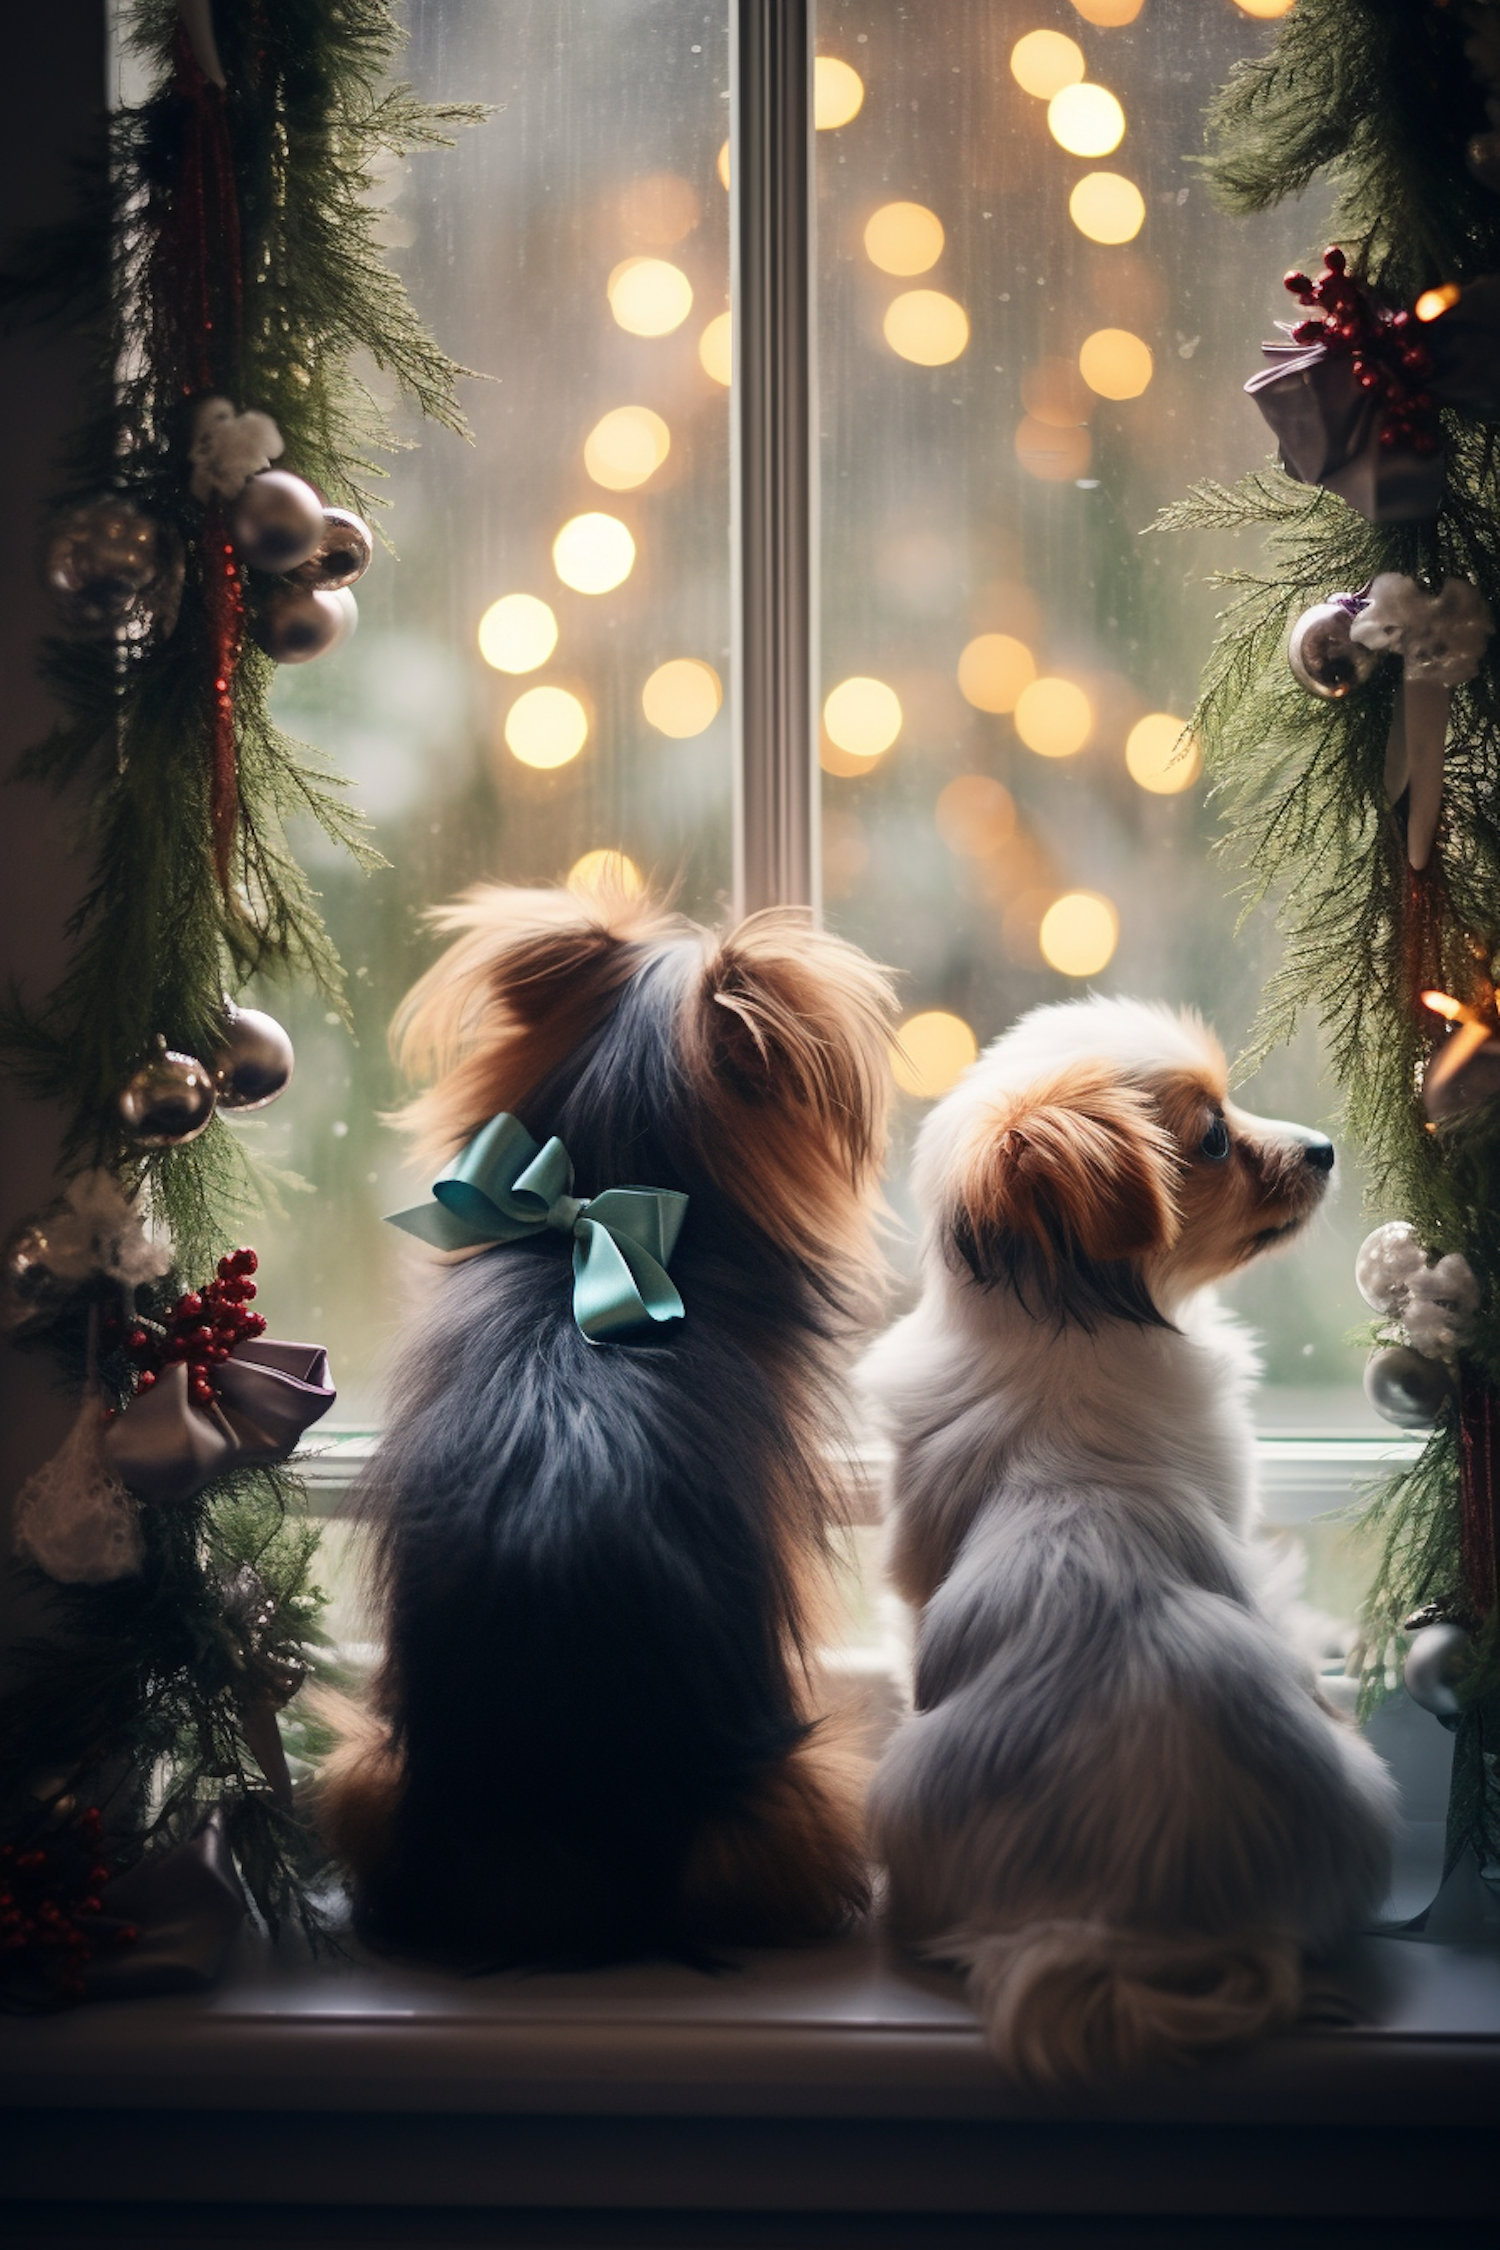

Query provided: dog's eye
[1200,1117,1230,1162]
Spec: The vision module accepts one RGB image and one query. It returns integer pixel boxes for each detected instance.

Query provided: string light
[893,1011,979,1098]
[607,257,693,337]
[935,774,1017,856]
[478,593,558,674]
[642,659,722,737]
[584,406,671,492]
[568,848,644,897]
[957,634,1035,714]
[1015,678,1092,757]
[699,311,732,385]
[1047,83,1126,159]
[1124,713,1201,794]
[1069,172,1145,245]
[1079,328,1154,399]
[864,202,945,276]
[504,686,588,769]
[1010,30,1084,100]
[824,676,903,759]
[884,290,969,365]
[1040,892,1119,976]
[815,57,865,128]
[553,513,635,595]
[1070,0,1144,23]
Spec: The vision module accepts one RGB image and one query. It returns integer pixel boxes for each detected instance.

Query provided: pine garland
[1169,0,1500,1891]
[0,0,474,1968]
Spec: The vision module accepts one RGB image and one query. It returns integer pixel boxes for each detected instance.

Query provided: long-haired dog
[318,881,895,1964]
[862,996,1397,2087]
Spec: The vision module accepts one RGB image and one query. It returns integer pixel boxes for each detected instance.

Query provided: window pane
[815,0,1374,1427]
[249,2,731,1421]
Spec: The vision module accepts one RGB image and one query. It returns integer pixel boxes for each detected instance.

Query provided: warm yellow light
[935,775,1017,858]
[1415,283,1461,322]
[864,201,945,276]
[1014,415,1092,482]
[716,140,731,190]
[815,56,865,129]
[893,1011,979,1099]
[617,173,699,247]
[1022,356,1094,428]
[1048,83,1126,159]
[1069,172,1146,245]
[552,513,636,595]
[583,405,671,492]
[1423,990,1463,1021]
[1125,712,1202,794]
[1070,0,1144,23]
[824,676,903,760]
[699,310,733,386]
[642,658,723,738]
[477,592,558,675]
[607,257,693,337]
[821,735,879,778]
[1015,677,1093,758]
[1079,327,1154,399]
[1040,892,1119,977]
[568,848,644,899]
[958,633,1036,714]
[505,686,588,770]
[1232,0,1295,17]
[1010,28,1084,100]
[883,289,969,366]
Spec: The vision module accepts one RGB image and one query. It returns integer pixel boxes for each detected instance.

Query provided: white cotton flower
[1349,573,1494,686]
[51,1169,172,1287]
[188,396,285,504]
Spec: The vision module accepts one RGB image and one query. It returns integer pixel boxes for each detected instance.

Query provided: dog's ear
[949,1062,1180,1328]
[684,909,897,1274]
[393,880,683,1158]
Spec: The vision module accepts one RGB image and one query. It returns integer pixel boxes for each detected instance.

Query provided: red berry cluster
[126,1247,266,1409]
[0,1807,137,2002]
[1284,247,1439,454]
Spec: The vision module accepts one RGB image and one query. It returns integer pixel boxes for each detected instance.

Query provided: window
[261,0,1397,1666]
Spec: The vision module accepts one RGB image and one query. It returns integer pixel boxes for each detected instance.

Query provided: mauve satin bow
[104,1337,336,1506]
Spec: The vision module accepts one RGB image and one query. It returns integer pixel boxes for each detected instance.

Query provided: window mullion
[731,0,819,919]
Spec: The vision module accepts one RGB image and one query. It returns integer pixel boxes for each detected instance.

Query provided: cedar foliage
[0,0,474,1950]
[1169,0,1500,1887]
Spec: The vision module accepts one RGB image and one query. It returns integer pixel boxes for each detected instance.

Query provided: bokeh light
[957,633,1036,714]
[1047,83,1126,159]
[1070,0,1144,23]
[1022,356,1094,427]
[883,290,970,366]
[1010,29,1084,99]
[699,310,733,385]
[815,56,865,129]
[642,658,723,737]
[716,140,731,190]
[1232,0,1294,16]
[1015,677,1093,757]
[1079,327,1154,399]
[1124,712,1202,794]
[568,848,644,898]
[824,675,903,759]
[552,513,636,595]
[607,256,693,337]
[1014,416,1092,481]
[1415,283,1462,322]
[935,774,1017,857]
[893,1011,980,1098]
[864,201,945,276]
[477,592,558,674]
[505,686,589,770]
[1069,172,1146,245]
[584,405,671,491]
[616,173,699,246]
[1039,892,1119,977]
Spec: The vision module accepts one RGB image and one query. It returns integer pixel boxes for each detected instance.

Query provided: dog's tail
[946,1919,1303,2089]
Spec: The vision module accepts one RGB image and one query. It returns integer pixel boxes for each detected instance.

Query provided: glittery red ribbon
[1403,859,1447,1017]
[1458,1377,1500,1620]
[150,21,246,889]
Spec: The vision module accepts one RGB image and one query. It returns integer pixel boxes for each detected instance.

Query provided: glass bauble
[289,508,373,591]
[228,469,325,573]
[45,500,167,629]
[118,1049,216,1146]
[254,583,357,664]
[1363,1343,1454,1430]
[1287,599,1381,699]
[210,1005,294,1110]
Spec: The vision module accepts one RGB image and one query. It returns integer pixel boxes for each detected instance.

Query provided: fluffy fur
[317,880,896,1965]
[862,997,1397,2088]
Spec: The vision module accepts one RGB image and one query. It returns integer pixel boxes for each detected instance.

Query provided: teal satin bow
[386,1111,687,1345]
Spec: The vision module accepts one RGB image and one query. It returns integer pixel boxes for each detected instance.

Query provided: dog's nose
[1304,1137,1335,1172]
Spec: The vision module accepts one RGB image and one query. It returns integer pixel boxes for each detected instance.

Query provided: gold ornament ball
[118,1050,217,1146]
[211,1006,295,1110]
[1287,599,1381,699]
[229,469,326,573]
[290,508,373,591]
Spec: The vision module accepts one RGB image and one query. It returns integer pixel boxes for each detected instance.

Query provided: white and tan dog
[863,997,1396,2087]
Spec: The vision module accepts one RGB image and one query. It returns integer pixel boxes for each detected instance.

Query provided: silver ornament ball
[1354,1220,1426,1315]
[1288,599,1381,700]
[289,508,373,591]
[0,1219,70,1335]
[1363,1343,1455,1430]
[210,1005,295,1110]
[45,500,167,629]
[1403,1620,1473,1720]
[254,583,357,665]
[118,1049,217,1147]
[228,469,326,573]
